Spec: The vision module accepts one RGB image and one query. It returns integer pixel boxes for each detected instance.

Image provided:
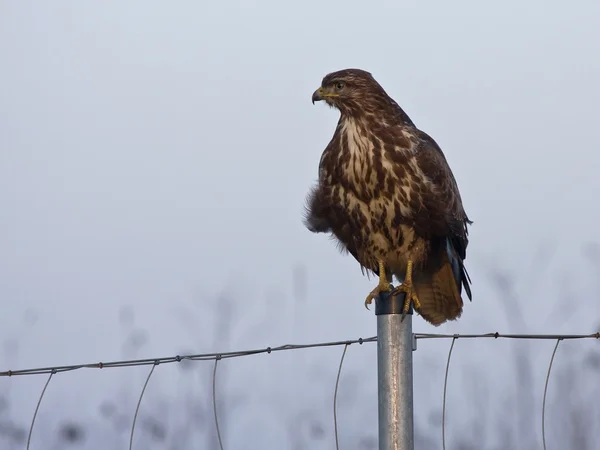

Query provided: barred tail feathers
[413,238,467,326]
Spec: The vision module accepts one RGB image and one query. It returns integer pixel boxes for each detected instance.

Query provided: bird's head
[311,68,389,115]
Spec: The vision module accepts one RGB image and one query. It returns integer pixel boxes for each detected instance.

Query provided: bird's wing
[395,129,470,249]
[385,127,472,299]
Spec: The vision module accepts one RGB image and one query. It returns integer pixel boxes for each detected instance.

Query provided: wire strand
[333,344,349,450]
[26,371,54,450]
[0,337,377,376]
[442,337,457,450]
[1,333,596,377]
[416,332,599,340]
[129,362,157,450]
[213,357,224,450]
[542,339,561,450]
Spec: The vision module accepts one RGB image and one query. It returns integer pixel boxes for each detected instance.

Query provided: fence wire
[1,332,598,450]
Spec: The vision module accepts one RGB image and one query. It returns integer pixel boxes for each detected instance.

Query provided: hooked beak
[311,88,323,104]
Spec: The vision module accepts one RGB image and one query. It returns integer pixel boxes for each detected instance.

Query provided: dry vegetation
[1,248,598,449]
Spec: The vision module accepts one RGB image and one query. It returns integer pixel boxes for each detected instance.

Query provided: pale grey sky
[1,1,599,448]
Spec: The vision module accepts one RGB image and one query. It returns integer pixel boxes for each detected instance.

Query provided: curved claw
[391,283,421,315]
[364,260,392,311]
[365,284,394,310]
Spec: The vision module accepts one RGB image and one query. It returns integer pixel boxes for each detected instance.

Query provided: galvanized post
[376,291,415,450]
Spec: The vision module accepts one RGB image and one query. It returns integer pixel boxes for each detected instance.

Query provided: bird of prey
[304,68,472,326]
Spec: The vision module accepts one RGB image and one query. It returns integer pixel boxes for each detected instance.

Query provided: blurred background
[1,1,599,449]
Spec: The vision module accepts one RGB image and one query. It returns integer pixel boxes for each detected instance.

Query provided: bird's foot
[364,279,393,310]
[390,281,421,320]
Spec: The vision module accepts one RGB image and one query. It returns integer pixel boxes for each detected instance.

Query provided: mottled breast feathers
[304,68,472,324]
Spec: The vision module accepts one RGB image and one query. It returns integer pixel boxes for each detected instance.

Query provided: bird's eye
[335,82,345,90]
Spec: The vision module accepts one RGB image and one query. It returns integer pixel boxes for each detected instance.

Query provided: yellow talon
[390,259,421,314]
[364,260,392,309]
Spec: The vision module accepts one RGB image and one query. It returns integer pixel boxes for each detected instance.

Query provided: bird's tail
[413,239,468,326]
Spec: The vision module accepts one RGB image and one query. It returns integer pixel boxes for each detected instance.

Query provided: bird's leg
[364,259,392,309]
[390,259,422,316]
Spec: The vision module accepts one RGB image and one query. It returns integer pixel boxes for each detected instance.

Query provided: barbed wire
[2,332,598,450]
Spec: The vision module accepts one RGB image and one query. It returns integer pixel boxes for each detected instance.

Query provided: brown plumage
[304,68,472,326]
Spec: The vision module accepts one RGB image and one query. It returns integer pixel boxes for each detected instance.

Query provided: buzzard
[304,68,472,326]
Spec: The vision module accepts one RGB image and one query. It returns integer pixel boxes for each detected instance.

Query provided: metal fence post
[376,291,415,450]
